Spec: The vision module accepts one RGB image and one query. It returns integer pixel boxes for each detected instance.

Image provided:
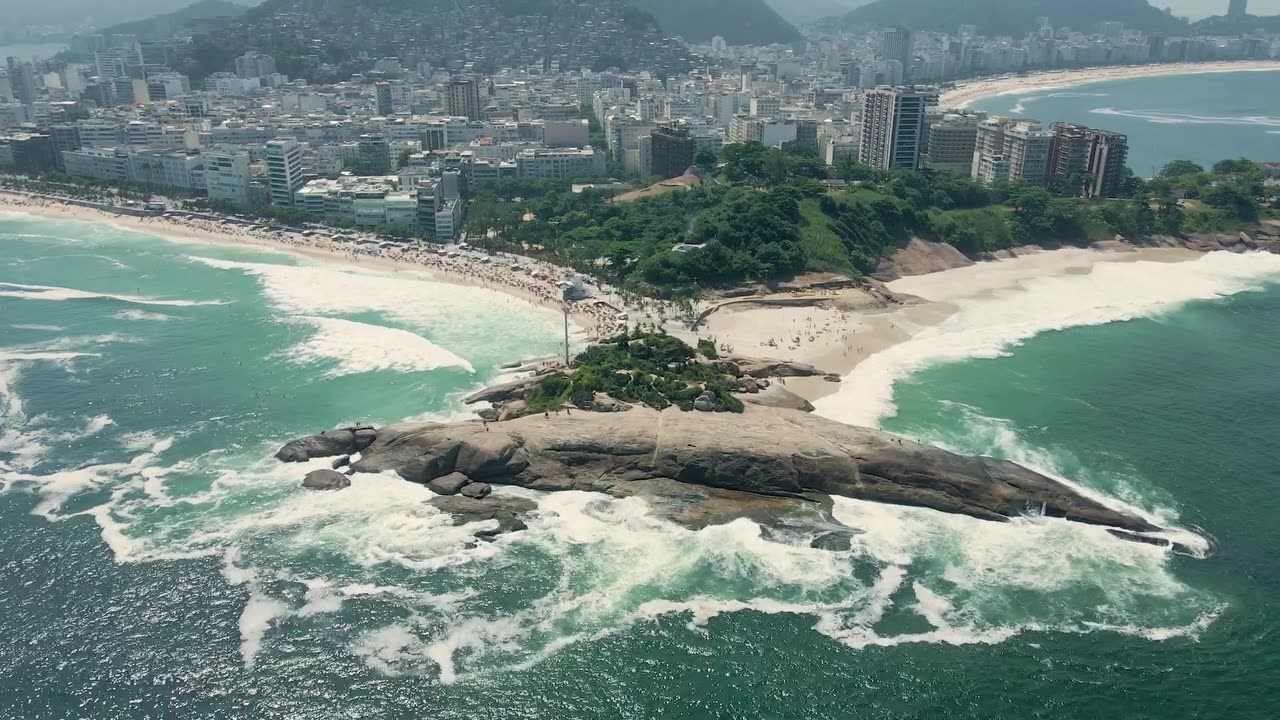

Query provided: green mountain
[630,0,801,45]
[764,0,871,26]
[99,0,250,40]
[842,0,1190,35]
[1191,13,1280,34]
[185,0,696,81]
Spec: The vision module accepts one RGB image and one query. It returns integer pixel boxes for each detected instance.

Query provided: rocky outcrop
[462,375,551,405]
[301,469,351,491]
[280,407,1160,535]
[716,355,829,379]
[428,494,537,538]
[427,471,472,495]
[741,383,815,412]
[276,426,377,462]
[1144,226,1280,254]
[874,238,974,281]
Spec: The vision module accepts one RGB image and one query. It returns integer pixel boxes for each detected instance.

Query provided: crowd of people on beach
[1,191,631,339]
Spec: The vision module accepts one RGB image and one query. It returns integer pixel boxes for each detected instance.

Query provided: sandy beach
[694,245,1202,405]
[0,191,628,339]
[940,60,1280,110]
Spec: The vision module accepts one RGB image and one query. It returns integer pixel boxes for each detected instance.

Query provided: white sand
[940,60,1280,110]
[695,246,1201,403]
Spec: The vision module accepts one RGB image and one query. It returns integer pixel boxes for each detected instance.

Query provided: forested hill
[184,0,693,82]
[629,0,801,45]
[98,0,248,40]
[842,0,1189,35]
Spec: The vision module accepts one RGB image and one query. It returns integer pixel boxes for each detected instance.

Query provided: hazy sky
[1,0,1277,29]
[1152,0,1280,17]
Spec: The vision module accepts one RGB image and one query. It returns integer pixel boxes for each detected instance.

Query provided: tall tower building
[1084,129,1129,198]
[1048,122,1090,189]
[650,125,695,180]
[1228,0,1248,18]
[264,139,304,207]
[357,134,391,175]
[446,79,482,121]
[879,27,914,81]
[858,86,936,171]
[6,58,37,105]
[374,81,393,116]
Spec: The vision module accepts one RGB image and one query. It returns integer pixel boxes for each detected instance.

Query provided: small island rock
[302,469,351,491]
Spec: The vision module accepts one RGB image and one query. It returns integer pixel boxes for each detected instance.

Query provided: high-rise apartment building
[1047,123,1129,197]
[94,47,143,81]
[1084,130,1129,198]
[650,126,695,180]
[879,27,914,81]
[1048,122,1090,186]
[6,58,37,105]
[921,114,978,176]
[447,79,483,121]
[264,139,304,207]
[358,134,392,175]
[972,117,1052,185]
[234,52,277,79]
[1228,0,1248,18]
[858,86,936,171]
[375,81,393,116]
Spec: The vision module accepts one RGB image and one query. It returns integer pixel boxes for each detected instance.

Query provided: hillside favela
[3,0,1280,717]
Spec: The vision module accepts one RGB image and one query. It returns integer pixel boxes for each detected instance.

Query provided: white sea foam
[1091,107,1280,126]
[284,316,474,377]
[0,350,109,472]
[187,256,565,354]
[815,251,1280,428]
[10,324,66,331]
[112,309,174,322]
[0,281,226,306]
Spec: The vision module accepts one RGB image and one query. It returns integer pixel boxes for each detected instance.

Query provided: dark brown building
[650,126,695,180]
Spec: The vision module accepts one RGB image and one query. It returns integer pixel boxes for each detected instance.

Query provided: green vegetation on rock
[524,330,745,413]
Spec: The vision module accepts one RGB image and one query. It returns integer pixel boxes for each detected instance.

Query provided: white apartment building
[126,148,203,191]
[264,139,304,207]
[203,150,253,205]
[972,117,1053,185]
[515,146,607,181]
[61,146,130,183]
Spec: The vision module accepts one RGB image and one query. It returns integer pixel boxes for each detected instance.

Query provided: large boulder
[460,482,492,499]
[427,471,472,495]
[339,407,1161,535]
[741,384,815,412]
[301,469,351,491]
[275,426,377,462]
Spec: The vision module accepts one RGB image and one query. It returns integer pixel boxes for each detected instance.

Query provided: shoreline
[940,60,1280,110]
[694,245,1204,406]
[0,191,620,339]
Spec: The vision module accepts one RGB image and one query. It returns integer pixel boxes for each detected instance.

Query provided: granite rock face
[301,469,352,491]
[278,407,1159,534]
[276,426,377,462]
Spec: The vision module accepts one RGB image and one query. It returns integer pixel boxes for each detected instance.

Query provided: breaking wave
[284,316,474,377]
[0,281,227,306]
[815,251,1280,428]
[1091,107,1280,126]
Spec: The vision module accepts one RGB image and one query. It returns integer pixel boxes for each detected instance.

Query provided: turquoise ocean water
[969,69,1280,175]
[4,213,1280,717]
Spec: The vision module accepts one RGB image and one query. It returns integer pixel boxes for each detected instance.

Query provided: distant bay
[0,43,67,62]
[968,69,1280,176]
